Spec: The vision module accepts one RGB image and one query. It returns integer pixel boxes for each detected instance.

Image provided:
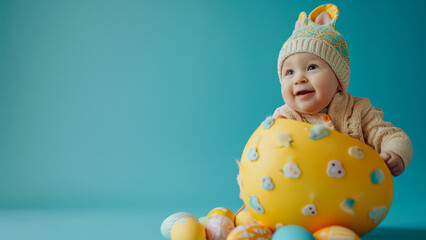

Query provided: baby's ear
[315,11,332,26]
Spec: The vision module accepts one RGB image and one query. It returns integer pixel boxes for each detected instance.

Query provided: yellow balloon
[239,118,393,236]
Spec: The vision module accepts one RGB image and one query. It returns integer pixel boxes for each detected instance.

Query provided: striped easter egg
[313,225,360,240]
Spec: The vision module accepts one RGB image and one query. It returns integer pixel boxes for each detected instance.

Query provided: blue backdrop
[0,0,425,226]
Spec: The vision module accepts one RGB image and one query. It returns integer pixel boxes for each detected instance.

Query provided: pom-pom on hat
[278,4,350,91]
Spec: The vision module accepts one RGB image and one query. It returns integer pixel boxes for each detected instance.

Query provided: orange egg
[314,225,360,240]
[207,207,235,223]
[227,222,272,240]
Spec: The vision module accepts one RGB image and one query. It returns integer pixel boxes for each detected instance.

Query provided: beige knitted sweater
[272,91,413,169]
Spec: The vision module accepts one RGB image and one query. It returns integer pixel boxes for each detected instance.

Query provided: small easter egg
[161,212,198,239]
[208,207,235,223]
[227,222,273,240]
[313,225,360,240]
[272,225,315,240]
[235,209,256,226]
[204,215,235,240]
[170,217,206,240]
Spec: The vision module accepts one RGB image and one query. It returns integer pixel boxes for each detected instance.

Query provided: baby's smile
[295,89,315,98]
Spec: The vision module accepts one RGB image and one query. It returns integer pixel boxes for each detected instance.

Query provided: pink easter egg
[204,215,235,240]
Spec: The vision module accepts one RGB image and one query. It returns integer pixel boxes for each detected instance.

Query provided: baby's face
[280,53,341,114]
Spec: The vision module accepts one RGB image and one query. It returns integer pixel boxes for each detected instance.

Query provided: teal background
[0,0,425,239]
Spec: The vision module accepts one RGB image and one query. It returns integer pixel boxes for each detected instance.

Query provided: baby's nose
[294,76,309,85]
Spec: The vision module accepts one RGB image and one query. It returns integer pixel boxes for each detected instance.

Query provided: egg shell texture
[239,119,393,236]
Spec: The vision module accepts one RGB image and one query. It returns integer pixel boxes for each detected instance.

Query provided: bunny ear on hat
[293,11,308,33]
[308,4,340,29]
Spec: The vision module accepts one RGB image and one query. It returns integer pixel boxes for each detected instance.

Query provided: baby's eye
[286,70,294,76]
[308,65,318,71]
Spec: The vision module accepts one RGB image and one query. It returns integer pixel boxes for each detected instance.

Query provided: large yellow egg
[239,118,393,236]
[170,217,206,240]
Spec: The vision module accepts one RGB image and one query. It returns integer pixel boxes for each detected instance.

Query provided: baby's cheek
[281,82,292,99]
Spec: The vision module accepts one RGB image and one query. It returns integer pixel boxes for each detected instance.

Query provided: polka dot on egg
[327,160,345,178]
[348,146,365,159]
[262,116,274,129]
[277,132,293,147]
[247,147,259,161]
[369,206,387,224]
[281,162,301,179]
[261,176,274,190]
[302,204,318,216]
[249,196,265,214]
[371,168,384,184]
[309,124,329,140]
[341,198,355,214]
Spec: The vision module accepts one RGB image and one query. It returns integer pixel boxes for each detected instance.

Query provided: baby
[272,4,413,176]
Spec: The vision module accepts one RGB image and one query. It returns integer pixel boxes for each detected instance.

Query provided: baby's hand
[380,151,405,176]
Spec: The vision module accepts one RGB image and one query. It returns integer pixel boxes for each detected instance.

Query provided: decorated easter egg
[272,225,315,240]
[208,207,235,223]
[313,225,360,240]
[226,222,273,240]
[170,217,206,240]
[239,118,394,236]
[161,212,199,239]
[235,209,256,226]
[205,215,235,240]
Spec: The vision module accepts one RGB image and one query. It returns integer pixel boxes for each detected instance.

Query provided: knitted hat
[277,4,350,91]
